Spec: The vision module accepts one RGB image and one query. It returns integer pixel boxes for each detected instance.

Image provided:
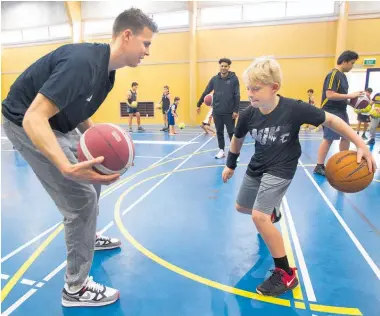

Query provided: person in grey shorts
[2,9,158,308]
[222,57,375,298]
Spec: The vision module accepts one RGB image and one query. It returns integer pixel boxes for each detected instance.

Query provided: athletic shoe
[256,267,298,297]
[215,149,225,159]
[313,164,325,176]
[95,234,121,251]
[137,126,145,132]
[62,276,120,307]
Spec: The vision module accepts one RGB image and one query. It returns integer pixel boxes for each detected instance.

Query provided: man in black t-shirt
[314,50,364,176]
[2,9,158,307]
[222,57,375,298]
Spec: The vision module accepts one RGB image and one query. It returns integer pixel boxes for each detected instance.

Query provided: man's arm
[197,78,214,108]
[77,118,94,134]
[23,93,75,173]
[233,78,241,114]
[326,90,362,100]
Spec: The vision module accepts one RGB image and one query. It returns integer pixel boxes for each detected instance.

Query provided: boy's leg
[367,117,379,144]
[250,173,298,297]
[136,112,145,131]
[2,118,119,306]
[128,113,133,132]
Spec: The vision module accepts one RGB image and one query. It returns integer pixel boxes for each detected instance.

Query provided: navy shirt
[234,96,326,179]
[2,43,115,133]
[321,69,349,113]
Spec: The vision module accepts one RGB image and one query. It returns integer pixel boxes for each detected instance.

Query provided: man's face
[342,59,356,72]
[220,62,230,75]
[120,27,154,67]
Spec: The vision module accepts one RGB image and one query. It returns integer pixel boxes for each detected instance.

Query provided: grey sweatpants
[3,116,100,288]
[369,116,380,140]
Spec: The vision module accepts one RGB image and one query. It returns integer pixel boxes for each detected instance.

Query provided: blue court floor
[1,125,380,316]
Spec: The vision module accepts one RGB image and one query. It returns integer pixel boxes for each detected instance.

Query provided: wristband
[226,151,240,170]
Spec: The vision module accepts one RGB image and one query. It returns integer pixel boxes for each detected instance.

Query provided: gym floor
[1,126,380,316]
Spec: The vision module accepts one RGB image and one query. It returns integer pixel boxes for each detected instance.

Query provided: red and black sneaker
[256,267,298,297]
[271,208,282,224]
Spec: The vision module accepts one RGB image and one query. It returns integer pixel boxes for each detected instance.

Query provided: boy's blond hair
[242,56,282,88]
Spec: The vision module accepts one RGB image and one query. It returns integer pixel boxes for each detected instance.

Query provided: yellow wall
[196,21,337,121]
[2,18,379,126]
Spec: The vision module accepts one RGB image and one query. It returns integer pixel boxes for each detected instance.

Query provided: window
[49,24,71,39]
[286,1,335,17]
[83,19,114,36]
[120,102,154,118]
[22,26,49,42]
[200,5,242,24]
[1,30,23,44]
[153,11,189,29]
[243,2,286,21]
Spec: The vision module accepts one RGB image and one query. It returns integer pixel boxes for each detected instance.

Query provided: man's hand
[348,91,365,99]
[197,107,201,115]
[61,156,120,185]
[232,112,239,119]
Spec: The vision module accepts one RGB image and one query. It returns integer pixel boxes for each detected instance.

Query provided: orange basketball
[325,150,374,193]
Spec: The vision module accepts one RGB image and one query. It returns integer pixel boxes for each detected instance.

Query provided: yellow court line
[114,164,362,315]
[279,209,304,301]
[1,224,64,302]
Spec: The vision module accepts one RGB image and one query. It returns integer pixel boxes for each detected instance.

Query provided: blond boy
[222,57,376,297]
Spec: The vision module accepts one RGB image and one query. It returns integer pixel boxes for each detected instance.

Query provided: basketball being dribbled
[325,150,374,193]
[78,123,135,175]
[204,94,213,106]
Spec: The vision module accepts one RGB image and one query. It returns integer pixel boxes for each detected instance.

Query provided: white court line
[0,133,204,264]
[282,197,317,302]
[299,159,380,280]
[43,261,67,282]
[1,222,61,263]
[20,279,36,286]
[2,289,37,316]
[133,140,199,145]
[1,274,10,280]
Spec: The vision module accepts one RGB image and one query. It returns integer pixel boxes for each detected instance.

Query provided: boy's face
[308,91,313,97]
[246,81,279,107]
[365,91,371,98]
[341,59,356,72]
[175,100,180,105]
[132,85,138,91]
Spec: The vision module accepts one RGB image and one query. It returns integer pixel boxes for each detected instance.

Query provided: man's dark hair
[365,87,373,93]
[337,50,359,65]
[219,58,232,66]
[307,89,314,94]
[132,82,138,87]
[113,8,158,37]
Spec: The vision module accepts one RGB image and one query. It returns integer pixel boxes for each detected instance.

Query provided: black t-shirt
[321,69,349,113]
[2,43,115,134]
[234,96,326,180]
[128,90,137,104]
[162,93,170,111]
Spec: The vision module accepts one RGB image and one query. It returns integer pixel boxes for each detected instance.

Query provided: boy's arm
[322,112,376,172]
[126,91,131,105]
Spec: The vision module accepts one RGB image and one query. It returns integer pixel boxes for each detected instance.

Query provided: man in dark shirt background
[197,58,240,159]
[314,50,364,176]
[2,8,158,307]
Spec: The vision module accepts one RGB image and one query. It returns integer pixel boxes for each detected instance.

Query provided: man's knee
[251,209,271,225]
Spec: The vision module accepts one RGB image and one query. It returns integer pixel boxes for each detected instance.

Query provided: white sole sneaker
[62,293,119,307]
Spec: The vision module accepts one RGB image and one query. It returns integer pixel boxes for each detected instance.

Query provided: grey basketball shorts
[236,173,292,215]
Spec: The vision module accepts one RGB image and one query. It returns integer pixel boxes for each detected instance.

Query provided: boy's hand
[222,167,234,183]
[356,146,377,173]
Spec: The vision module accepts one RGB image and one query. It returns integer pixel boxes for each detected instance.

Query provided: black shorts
[323,111,349,140]
[162,106,169,115]
[128,107,139,114]
[357,113,371,123]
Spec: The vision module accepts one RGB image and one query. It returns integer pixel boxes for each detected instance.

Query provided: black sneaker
[62,276,119,307]
[271,208,282,224]
[256,267,298,297]
[313,164,325,176]
[137,126,145,132]
[367,138,375,145]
